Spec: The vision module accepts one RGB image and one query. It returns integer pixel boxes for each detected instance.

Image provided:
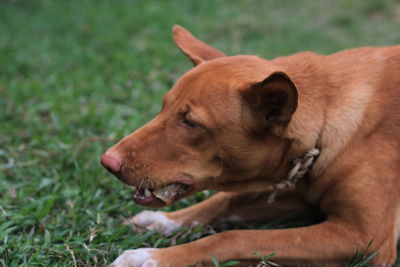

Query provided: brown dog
[101,25,400,266]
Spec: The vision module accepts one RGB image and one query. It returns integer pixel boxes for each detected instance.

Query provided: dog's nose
[100,152,122,173]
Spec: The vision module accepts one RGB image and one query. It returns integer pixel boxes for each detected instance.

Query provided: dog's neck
[274,54,375,179]
[267,147,320,203]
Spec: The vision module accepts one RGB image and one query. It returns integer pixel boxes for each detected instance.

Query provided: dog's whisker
[138,177,145,190]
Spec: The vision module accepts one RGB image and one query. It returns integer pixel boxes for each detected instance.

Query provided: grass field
[1,0,400,266]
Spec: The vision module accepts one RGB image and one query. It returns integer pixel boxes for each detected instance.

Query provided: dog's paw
[110,248,158,267]
[125,211,182,235]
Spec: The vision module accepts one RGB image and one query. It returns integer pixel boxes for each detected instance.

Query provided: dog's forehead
[168,56,273,101]
[159,56,278,126]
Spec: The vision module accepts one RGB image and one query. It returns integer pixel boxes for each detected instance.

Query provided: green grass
[1,0,399,266]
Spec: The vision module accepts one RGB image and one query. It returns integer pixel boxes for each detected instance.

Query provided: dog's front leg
[125,189,311,235]
[111,220,374,267]
[124,192,239,235]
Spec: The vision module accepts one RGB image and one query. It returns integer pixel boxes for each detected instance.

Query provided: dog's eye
[181,112,200,128]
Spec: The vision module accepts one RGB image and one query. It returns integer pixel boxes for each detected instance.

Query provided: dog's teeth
[144,188,151,197]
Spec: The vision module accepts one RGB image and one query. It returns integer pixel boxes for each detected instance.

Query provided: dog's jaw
[131,182,194,207]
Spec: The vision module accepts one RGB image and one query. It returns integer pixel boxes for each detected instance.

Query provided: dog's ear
[242,72,298,132]
[172,25,225,65]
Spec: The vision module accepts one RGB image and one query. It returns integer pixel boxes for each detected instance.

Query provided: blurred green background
[1,0,399,265]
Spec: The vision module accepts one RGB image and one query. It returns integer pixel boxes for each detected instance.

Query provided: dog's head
[101,26,299,207]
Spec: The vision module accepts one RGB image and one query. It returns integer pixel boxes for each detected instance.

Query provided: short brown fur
[104,25,400,266]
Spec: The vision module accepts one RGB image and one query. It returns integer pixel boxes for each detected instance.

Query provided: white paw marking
[129,211,182,235]
[111,248,158,267]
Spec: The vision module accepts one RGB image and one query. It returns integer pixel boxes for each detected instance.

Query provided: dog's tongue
[152,184,183,205]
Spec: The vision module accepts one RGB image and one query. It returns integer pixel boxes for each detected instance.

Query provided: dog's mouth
[132,183,193,207]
